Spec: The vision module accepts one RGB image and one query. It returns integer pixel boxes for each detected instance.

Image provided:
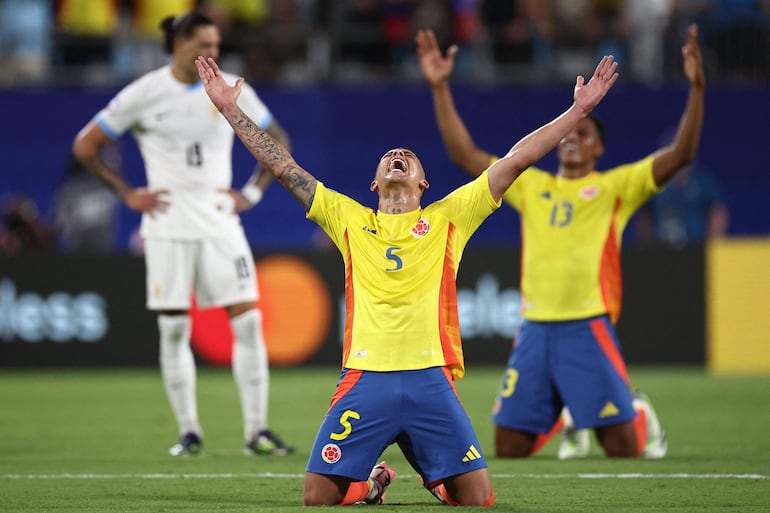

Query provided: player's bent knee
[603,445,639,458]
[597,421,638,458]
[453,486,494,506]
[495,426,536,458]
[445,469,494,506]
[496,446,531,458]
[303,488,343,506]
[303,473,345,506]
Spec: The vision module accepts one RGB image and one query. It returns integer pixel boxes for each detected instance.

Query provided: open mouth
[389,158,407,174]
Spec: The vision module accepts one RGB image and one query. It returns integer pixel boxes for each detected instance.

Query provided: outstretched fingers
[682,24,705,87]
[574,55,619,112]
[416,28,459,86]
[592,55,619,85]
[415,29,437,58]
[684,24,701,58]
[195,56,213,83]
[591,56,619,97]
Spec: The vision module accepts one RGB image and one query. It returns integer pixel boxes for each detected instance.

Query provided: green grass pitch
[0,366,767,512]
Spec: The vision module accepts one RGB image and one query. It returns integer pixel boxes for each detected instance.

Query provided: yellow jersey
[502,156,658,323]
[308,172,500,379]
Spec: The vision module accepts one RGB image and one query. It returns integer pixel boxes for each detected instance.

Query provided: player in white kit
[72,10,293,457]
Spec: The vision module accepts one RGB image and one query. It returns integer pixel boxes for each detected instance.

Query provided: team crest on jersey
[321,443,341,464]
[578,185,600,200]
[411,218,431,238]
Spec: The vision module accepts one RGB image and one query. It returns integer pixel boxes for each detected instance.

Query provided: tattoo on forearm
[225,109,315,211]
[228,111,292,169]
[281,167,315,210]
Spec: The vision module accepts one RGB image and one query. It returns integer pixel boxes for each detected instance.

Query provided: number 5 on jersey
[385,246,403,272]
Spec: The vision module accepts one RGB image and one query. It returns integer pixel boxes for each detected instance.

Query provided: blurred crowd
[0,0,768,87]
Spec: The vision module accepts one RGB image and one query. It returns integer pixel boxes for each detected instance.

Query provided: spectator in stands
[622,0,673,84]
[549,0,603,79]
[479,0,553,71]
[129,0,200,75]
[0,194,55,256]
[203,0,274,80]
[334,0,391,78]
[53,0,121,83]
[701,0,770,81]
[0,0,52,84]
[53,149,122,254]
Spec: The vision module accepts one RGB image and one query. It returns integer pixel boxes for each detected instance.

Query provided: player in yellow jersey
[416,25,705,460]
[196,50,617,505]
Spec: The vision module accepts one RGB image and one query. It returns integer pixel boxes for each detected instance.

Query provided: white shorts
[144,236,258,310]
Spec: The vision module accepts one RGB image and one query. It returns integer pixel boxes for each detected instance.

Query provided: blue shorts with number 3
[492,315,637,432]
[306,367,487,486]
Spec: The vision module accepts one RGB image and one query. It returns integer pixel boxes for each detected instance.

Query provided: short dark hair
[586,114,606,146]
[159,11,215,54]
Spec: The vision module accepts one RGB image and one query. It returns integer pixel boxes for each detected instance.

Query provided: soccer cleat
[420,477,449,505]
[169,432,202,456]
[633,391,668,459]
[361,461,396,505]
[557,408,590,460]
[557,427,591,460]
[244,429,295,456]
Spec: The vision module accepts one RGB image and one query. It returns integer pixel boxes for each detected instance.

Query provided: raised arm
[196,56,317,212]
[650,24,706,187]
[233,119,292,212]
[416,29,493,177]
[487,56,619,201]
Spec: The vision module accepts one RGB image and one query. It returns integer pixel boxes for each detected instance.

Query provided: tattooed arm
[196,56,317,212]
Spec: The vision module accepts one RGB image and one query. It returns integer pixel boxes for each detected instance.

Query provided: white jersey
[95,65,273,239]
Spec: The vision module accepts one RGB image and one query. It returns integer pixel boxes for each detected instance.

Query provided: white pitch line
[2,473,767,480]
[490,473,769,479]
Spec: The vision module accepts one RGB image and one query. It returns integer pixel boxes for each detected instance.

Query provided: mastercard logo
[190,254,332,367]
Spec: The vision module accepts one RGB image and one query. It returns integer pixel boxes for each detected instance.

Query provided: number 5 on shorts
[330,409,360,441]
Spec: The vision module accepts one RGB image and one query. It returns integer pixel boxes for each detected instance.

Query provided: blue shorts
[306,367,488,485]
[492,315,636,433]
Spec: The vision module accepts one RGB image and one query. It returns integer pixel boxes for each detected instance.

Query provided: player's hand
[416,29,458,88]
[573,55,619,115]
[196,56,242,113]
[682,24,705,89]
[123,188,169,217]
[223,189,252,213]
